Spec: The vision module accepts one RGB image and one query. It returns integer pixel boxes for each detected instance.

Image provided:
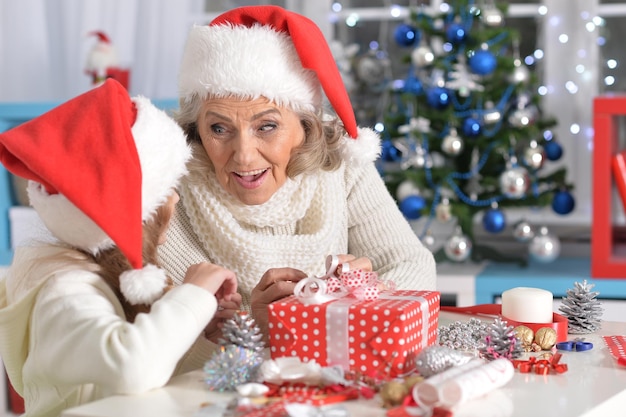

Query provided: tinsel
[414,345,473,377]
[559,280,604,334]
[203,345,265,391]
[437,318,488,351]
[204,311,266,391]
[479,317,524,361]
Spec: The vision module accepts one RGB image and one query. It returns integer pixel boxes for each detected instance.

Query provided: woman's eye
[259,122,277,132]
[211,124,227,135]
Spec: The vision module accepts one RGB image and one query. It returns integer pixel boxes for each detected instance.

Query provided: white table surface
[61,312,626,417]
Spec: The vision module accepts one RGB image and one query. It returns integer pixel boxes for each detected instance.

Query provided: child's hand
[183,262,238,300]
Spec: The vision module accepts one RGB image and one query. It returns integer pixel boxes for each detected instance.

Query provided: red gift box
[268,290,440,378]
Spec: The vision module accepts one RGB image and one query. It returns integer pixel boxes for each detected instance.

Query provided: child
[0,79,238,417]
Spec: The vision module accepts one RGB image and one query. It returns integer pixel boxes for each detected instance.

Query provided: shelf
[592,96,626,278]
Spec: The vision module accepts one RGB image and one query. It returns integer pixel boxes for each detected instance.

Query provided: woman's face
[196,96,305,205]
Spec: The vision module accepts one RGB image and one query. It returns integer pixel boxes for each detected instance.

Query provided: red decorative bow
[511,353,568,375]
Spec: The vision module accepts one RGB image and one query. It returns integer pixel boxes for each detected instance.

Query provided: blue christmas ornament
[426,87,451,109]
[381,139,402,162]
[446,23,467,44]
[482,208,506,233]
[400,195,426,220]
[462,117,482,137]
[552,190,575,215]
[394,24,420,47]
[544,140,563,161]
[469,49,497,75]
[403,75,423,95]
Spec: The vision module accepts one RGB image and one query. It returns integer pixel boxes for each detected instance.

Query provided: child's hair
[93,203,174,322]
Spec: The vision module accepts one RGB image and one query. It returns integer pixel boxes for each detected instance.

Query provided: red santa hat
[0,79,191,305]
[178,5,380,164]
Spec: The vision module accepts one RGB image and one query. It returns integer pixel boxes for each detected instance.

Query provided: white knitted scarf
[179,158,348,294]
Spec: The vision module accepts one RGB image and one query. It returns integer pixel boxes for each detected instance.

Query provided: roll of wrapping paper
[413,359,485,407]
[440,304,569,343]
[414,358,514,409]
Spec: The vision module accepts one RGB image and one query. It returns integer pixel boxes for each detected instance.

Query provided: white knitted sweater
[158,148,437,309]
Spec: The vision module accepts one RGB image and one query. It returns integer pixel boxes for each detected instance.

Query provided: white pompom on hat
[178,5,381,164]
[0,79,192,305]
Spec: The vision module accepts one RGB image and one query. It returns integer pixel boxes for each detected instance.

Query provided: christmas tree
[377,0,574,264]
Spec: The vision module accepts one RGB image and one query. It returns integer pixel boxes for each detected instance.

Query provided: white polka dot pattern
[267,290,440,377]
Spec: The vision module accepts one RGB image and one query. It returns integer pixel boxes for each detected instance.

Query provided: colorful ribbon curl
[512,353,568,375]
[294,255,395,304]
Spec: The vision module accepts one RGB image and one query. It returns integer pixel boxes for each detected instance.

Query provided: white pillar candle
[501,287,553,323]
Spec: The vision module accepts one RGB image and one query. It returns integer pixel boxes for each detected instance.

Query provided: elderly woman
[158,5,437,338]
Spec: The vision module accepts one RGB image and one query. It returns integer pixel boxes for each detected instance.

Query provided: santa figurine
[85,31,120,87]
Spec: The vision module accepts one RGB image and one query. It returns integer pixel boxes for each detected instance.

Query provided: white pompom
[341,127,381,165]
[119,264,168,305]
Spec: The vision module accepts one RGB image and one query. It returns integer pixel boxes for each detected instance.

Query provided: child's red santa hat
[178,5,380,164]
[0,79,191,305]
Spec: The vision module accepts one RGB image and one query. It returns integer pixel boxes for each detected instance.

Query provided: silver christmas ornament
[415,345,473,377]
[444,228,472,262]
[422,231,436,251]
[529,226,561,263]
[523,140,546,170]
[481,7,504,27]
[499,165,530,199]
[436,198,452,223]
[508,106,538,127]
[396,180,420,202]
[441,129,464,156]
[513,220,534,242]
[356,52,390,87]
[508,59,530,84]
[482,108,502,125]
[411,45,435,67]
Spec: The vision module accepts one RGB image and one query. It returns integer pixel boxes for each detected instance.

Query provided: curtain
[0,0,204,102]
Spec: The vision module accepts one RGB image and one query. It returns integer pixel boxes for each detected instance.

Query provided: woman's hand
[250,267,307,342]
[332,254,373,275]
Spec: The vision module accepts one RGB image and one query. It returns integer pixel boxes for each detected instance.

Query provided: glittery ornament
[204,345,265,391]
[479,317,524,361]
[529,226,560,263]
[534,327,557,350]
[443,229,472,262]
[380,380,410,408]
[559,280,604,334]
[415,345,473,377]
[482,106,502,125]
[513,220,534,242]
[356,52,390,88]
[499,165,529,199]
[437,317,487,352]
[508,106,538,127]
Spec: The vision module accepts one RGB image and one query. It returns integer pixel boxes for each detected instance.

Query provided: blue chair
[0,98,178,265]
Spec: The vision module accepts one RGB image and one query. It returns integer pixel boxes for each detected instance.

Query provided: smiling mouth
[233,169,267,189]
